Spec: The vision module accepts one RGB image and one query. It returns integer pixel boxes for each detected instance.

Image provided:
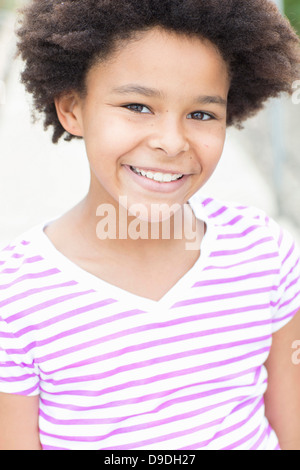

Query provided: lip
[123,165,189,194]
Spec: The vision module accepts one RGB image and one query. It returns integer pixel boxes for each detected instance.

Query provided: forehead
[86,27,230,99]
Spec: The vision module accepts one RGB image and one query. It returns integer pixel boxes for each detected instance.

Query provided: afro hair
[16,0,300,143]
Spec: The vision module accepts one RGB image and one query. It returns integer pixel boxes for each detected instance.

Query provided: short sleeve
[0,317,40,396]
[269,220,300,333]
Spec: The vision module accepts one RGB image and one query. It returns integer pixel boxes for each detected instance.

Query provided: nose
[148,115,190,157]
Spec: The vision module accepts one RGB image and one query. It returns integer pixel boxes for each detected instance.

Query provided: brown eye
[187,112,214,121]
[124,104,151,114]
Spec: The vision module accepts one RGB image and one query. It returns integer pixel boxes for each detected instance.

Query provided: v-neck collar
[28,195,217,312]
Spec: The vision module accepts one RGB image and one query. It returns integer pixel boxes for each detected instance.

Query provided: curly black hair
[16,0,300,144]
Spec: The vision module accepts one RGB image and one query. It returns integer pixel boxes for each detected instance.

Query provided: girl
[0,0,300,450]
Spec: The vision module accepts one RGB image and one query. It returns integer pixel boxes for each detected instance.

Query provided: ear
[54,91,84,138]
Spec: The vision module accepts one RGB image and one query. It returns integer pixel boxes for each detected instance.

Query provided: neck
[72,190,202,257]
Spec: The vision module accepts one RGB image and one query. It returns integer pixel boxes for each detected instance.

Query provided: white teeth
[131,167,183,182]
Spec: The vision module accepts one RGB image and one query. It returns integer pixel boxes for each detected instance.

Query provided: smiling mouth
[130,166,184,183]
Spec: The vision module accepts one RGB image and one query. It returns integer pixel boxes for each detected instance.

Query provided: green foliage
[285,0,300,34]
[0,0,23,10]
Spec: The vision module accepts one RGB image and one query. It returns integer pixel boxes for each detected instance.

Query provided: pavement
[0,12,299,248]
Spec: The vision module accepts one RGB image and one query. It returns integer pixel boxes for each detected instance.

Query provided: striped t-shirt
[1,195,300,450]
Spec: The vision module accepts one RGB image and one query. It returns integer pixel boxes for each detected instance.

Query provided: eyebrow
[111,84,227,106]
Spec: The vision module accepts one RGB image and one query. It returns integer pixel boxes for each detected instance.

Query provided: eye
[123,104,152,114]
[187,112,215,121]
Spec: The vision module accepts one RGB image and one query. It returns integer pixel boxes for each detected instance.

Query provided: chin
[127,200,183,223]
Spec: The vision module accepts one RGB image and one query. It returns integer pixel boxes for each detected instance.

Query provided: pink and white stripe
[0,196,300,450]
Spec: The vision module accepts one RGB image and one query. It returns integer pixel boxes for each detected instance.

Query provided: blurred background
[0,0,299,246]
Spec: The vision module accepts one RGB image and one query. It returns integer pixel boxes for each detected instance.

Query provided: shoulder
[0,224,49,278]
[191,194,300,279]
[0,224,61,324]
[0,226,50,394]
[194,195,300,330]
[194,195,290,246]
[198,195,270,226]
[0,222,83,376]
[0,226,44,283]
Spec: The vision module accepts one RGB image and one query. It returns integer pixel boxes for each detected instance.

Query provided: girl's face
[57,28,230,220]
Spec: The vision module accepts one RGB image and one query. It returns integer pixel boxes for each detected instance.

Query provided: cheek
[199,130,226,168]
[84,115,144,163]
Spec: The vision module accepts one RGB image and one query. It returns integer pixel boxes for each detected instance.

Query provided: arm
[264,309,300,450]
[0,392,42,450]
